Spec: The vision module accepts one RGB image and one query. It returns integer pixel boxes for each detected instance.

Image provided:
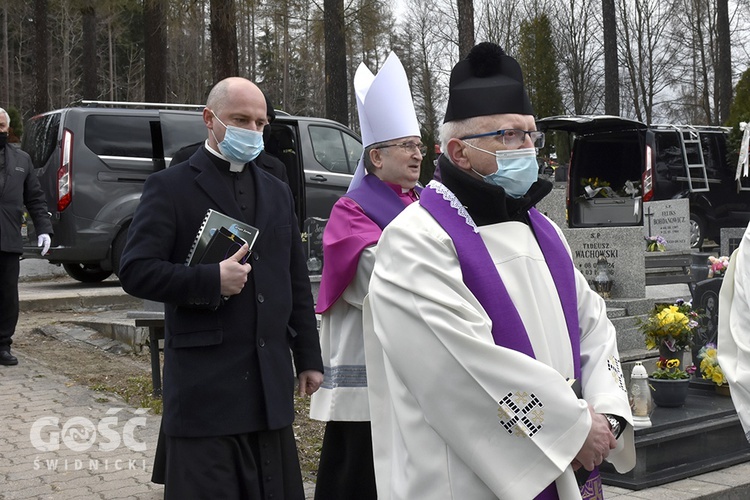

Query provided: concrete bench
[134,317,164,398]
[645,252,694,287]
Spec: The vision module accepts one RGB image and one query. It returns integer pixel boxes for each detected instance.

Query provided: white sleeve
[718,226,750,442]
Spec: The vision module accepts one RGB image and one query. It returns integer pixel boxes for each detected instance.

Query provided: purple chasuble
[420,183,600,500]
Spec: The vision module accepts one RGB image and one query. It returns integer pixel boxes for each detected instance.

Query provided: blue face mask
[466,145,539,198]
[211,111,264,164]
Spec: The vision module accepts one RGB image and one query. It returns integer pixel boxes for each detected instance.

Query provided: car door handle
[310,174,328,182]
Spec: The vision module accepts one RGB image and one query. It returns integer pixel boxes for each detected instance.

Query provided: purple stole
[347,174,422,230]
[316,175,421,313]
[420,183,601,500]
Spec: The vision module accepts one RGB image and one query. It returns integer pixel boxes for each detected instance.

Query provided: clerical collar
[437,154,552,226]
[383,180,415,195]
[204,140,246,172]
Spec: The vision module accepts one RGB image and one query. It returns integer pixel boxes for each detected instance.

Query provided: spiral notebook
[186,209,259,266]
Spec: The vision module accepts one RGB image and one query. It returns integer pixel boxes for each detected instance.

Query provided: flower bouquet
[645,235,667,252]
[638,299,700,353]
[697,343,727,386]
[580,177,616,199]
[640,300,702,407]
[707,255,729,278]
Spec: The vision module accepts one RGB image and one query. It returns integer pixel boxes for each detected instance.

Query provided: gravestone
[535,183,567,227]
[536,187,646,298]
[720,227,747,257]
[303,217,327,275]
[562,226,645,298]
[642,199,690,250]
[690,277,722,366]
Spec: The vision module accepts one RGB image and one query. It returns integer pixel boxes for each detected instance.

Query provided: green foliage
[6,107,23,142]
[517,14,562,121]
[726,66,750,166]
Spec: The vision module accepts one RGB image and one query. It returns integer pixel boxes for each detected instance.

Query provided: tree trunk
[210,0,238,82]
[602,0,619,115]
[108,19,114,101]
[716,0,732,124]
[32,0,48,116]
[2,6,8,106]
[457,0,474,59]
[324,0,347,125]
[81,2,97,100]
[144,0,167,103]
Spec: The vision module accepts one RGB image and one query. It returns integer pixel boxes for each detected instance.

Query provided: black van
[537,115,750,248]
[21,102,361,282]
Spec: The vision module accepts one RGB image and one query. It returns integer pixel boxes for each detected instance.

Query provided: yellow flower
[712,371,725,385]
[666,359,680,369]
[656,306,688,330]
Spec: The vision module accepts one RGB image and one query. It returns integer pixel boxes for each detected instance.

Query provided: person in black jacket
[170,93,289,185]
[0,107,53,366]
[119,77,323,499]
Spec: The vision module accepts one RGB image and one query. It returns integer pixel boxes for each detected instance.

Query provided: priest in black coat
[119,77,323,500]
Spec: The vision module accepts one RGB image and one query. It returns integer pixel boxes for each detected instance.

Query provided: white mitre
[348,52,420,192]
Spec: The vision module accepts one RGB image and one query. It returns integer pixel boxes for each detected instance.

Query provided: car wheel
[689,212,705,249]
[62,263,112,283]
[111,227,129,278]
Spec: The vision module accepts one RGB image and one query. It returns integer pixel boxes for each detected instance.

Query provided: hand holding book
[220,243,252,297]
[186,209,259,266]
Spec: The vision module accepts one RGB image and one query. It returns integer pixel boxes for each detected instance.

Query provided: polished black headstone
[600,384,750,490]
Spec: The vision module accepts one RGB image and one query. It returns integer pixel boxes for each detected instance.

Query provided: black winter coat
[0,145,53,254]
[119,148,322,437]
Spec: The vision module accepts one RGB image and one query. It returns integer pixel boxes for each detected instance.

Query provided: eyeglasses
[377,141,427,156]
[460,129,545,149]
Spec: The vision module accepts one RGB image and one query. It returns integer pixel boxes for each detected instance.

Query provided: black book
[197,226,251,265]
[186,209,259,266]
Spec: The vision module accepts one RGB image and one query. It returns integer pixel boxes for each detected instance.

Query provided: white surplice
[363,202,635,499]
[718,222,750,442]
[310,246,376,421]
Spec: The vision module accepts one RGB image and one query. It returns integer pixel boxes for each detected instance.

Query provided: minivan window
[309,125,357,174]
[700,133,723,179]
[343,133,362,167]
[23,113,60,169]
[85,115,154,158]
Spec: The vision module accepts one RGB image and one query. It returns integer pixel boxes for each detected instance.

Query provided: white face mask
[465,144,539,198]
[211,111,264,164]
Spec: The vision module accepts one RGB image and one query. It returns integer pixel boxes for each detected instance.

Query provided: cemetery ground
[1,271,323,499]
[5,267,750,499]
[10,308,326,484]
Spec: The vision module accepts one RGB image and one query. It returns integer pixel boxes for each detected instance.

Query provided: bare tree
[2,5,9,106]
[399,0,448,181]
[602,0,619,114]
[32,0,49,115]
[553,0,604,114]
[144,0,167,102]
[475,0,518,51]
[617,0,679,123]
[81,1,97,100]
[211,0,239,81]
[324,0,347,125]
[457,0,474,58]
[716,0,732,123]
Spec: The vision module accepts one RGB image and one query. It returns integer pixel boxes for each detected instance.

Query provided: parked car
[20,101,360,282]
[536,115,750,248]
